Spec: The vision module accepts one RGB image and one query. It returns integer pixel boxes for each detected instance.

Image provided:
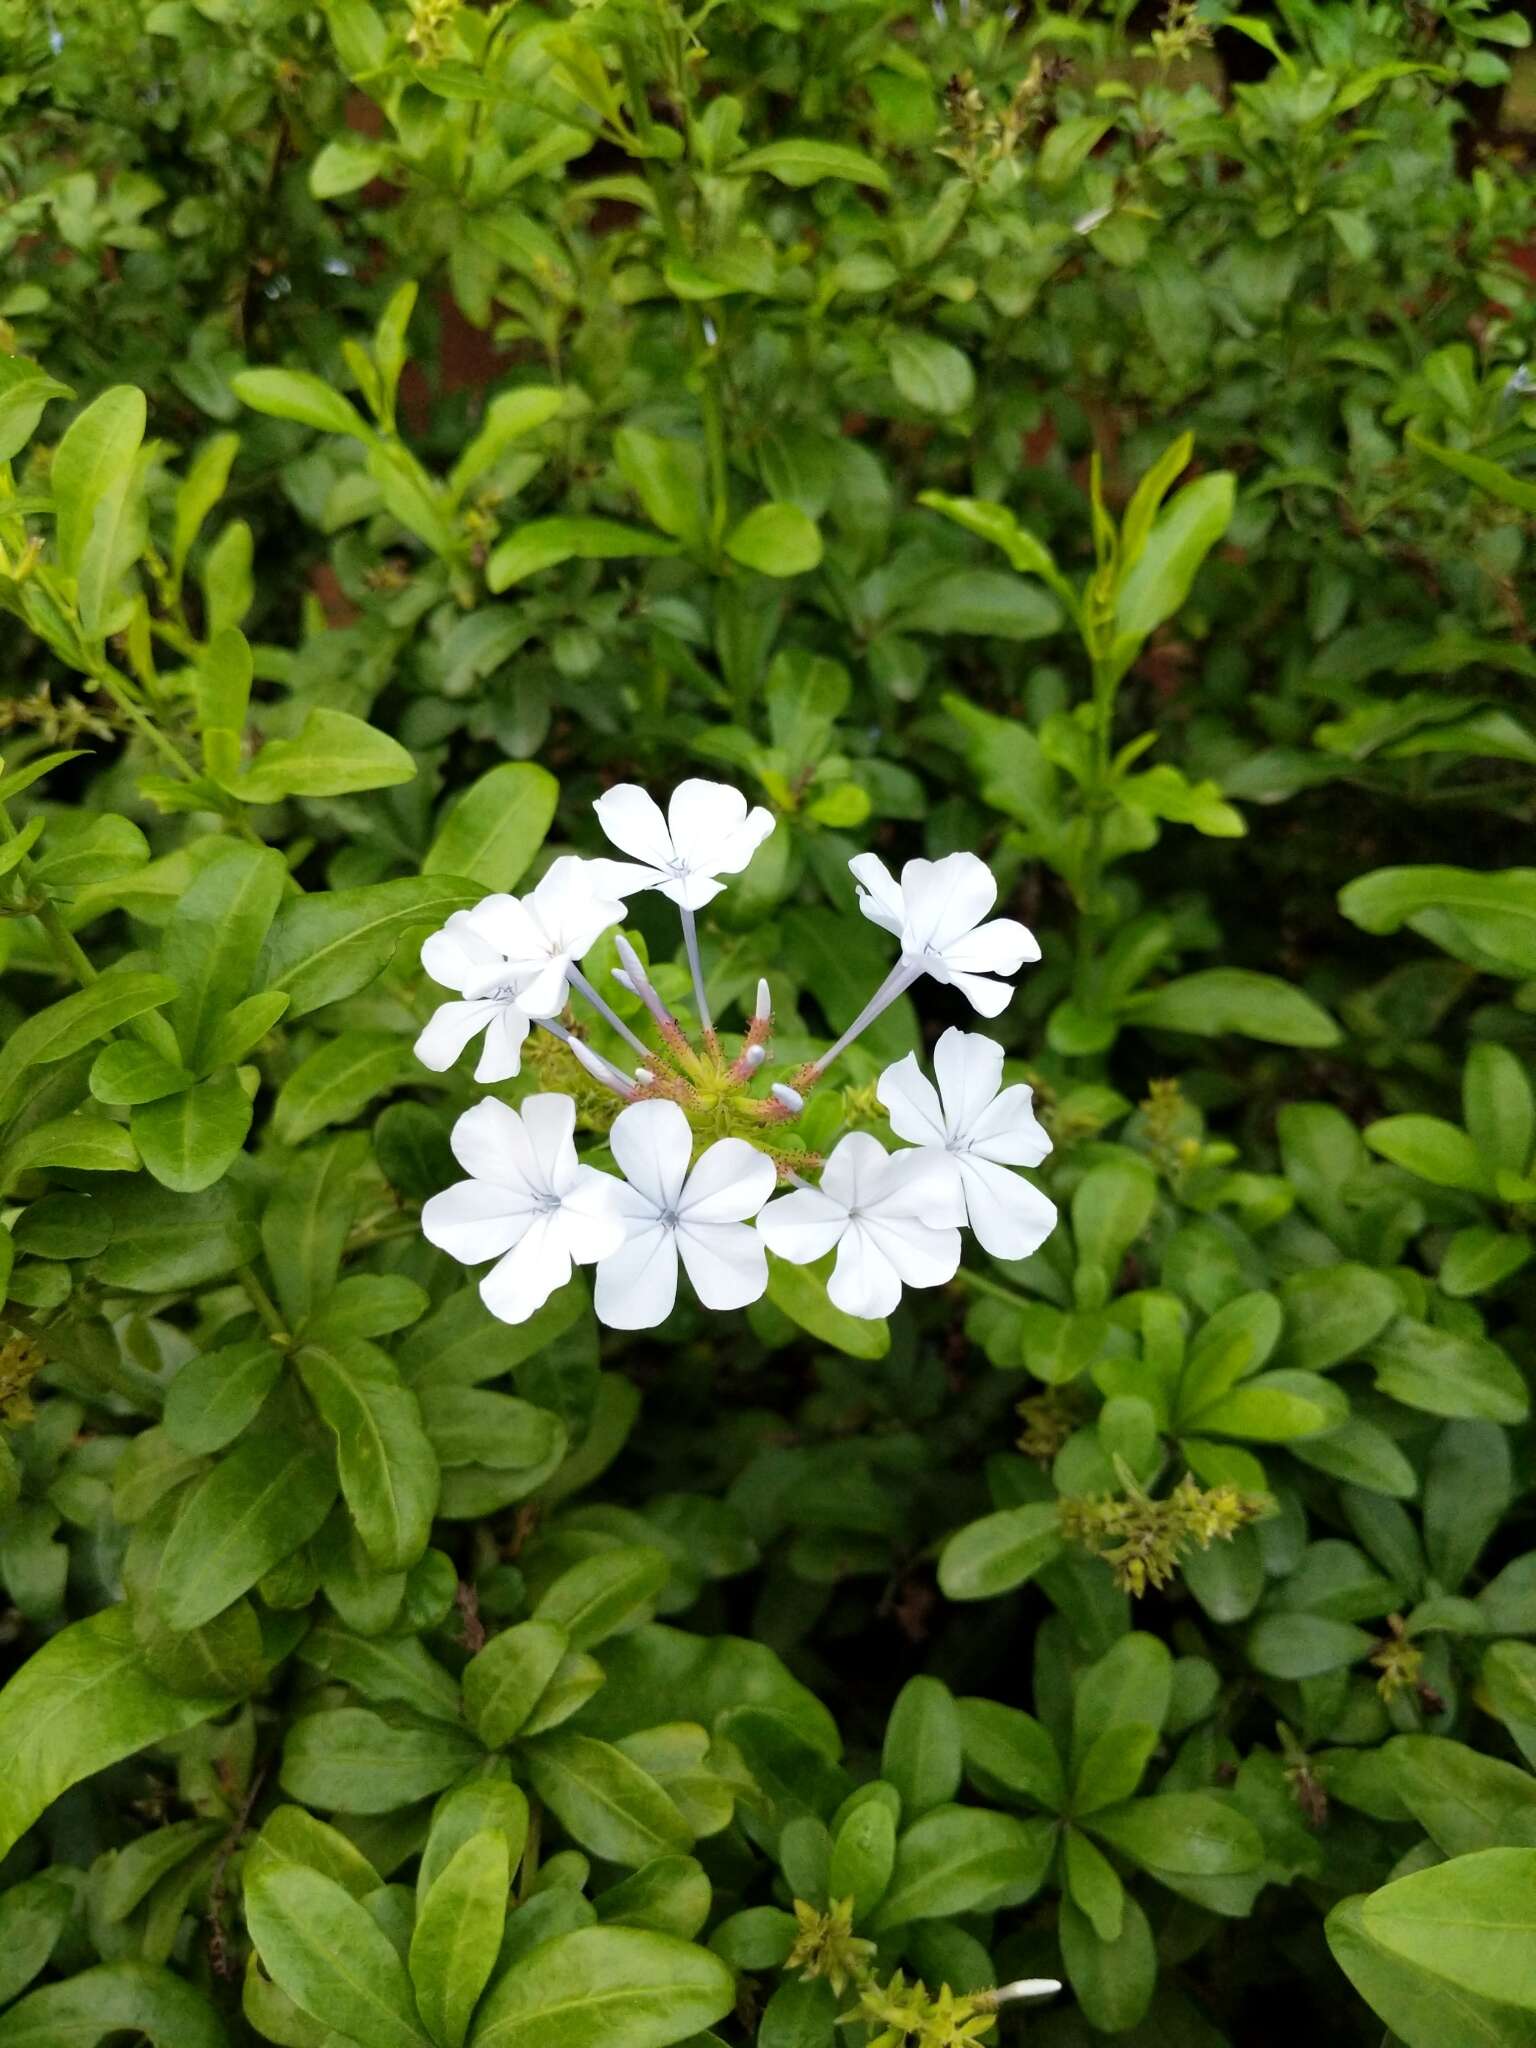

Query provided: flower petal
[899,852,996,954]
[480,1211,574,1323]
[512,959,571,1020]
[528,856,628,956]
[421,917,504,995]
[677,1219,769,1310]
[593,784,676,871]
[656,870,726,910]
[449,1097,537,1188]
[858,1210,962,1290]
[958,1155,1058,1261]
[422,1179,531,1265]
[609,1098,694,1213]
[518,1093,579,1194]
[848,852,905,938]
[472,1004,530,1082]
[667,779,748,862]
[461,893,544,963]
[876,1051,946,1147]
[824,1131,899,1212]
[563,1166,629,1262]
[594,1222,679,1329]
[946,969,1014,1018]
[756,1185,847,1265]
[967,1082,1052,1167]
[943,915,1041,977]
[680,1137,777,1223]
[414,998,497,1073]
[827,1223,904,1319]
[932,1028,1004,1142]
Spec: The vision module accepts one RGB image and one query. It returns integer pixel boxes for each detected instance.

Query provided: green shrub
[4,1,1536,2042]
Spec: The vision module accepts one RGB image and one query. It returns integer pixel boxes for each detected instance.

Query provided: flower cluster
[414,780,1057,1330]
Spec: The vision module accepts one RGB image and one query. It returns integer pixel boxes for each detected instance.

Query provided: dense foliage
[4,0,1536,2042]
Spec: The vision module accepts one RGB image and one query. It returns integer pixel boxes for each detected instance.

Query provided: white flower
[421,1095,624,1324]
[594,1099,776,1329]
[592,779,775,910]
[848,850,1039,1017]
[414,857,628,1082]
[757,1133,965,1320]
[877,1028,1056,1261]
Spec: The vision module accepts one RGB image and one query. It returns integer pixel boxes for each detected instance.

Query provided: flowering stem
[801,960,920,1083]
[678,904,715,1044]
[565,966,654,1063]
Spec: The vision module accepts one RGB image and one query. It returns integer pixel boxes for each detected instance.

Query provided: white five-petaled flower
[757,1132,965,1320]
[421,1096,624,1325]
[877,1028,1056,1261]
[415,856,629,1082]
[849,849,1039,1017]
[594,1099,777,1329]
[593,778,775,910]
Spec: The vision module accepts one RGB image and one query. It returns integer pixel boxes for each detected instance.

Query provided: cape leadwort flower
[421,1095,625,1323]
[412,777,1056,1330]
[876,1027,1057,1260]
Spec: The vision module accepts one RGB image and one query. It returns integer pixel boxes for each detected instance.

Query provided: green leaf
[1370,1318,1529,1425]
[0,353,73,464]
[828,1800,897,1921]
[0,1961,230,2048]
[1126,969,1339,1048]
[730,139,890,191]
[1085,1793,1262,1877]
[88,1178,259,1289]
[1059,1890,1154,2033]
[881,1677,961,1823]
[886,332,975,417]
[1389,1736,1536,1858]
[524,1732,694,1867]
[469,1925,735,2048]
[938,1503,1063,1600]
[464,1619,572,1748]
[535,1547,670,1651]
[246,1865,431,2048]
[1113,472,1235,643]
[1247,1613,1375,1681]
[1037,114,1114,185]
[764,1254,890,1359]
[296,1341,439,1571]
[272,1031,418,1145]
[896,568,1061,641]
[163,1340,285,1455]
[424,761,560,892]
[957,1698,1067,1811]
[258,876,481,1018]
[723,503,823,577]
[1366,1115,1491,1193]
[281,1707,481,1814]
[614,428,708,545]
[1327,1893,1536,2048]
[411,1831,511,2048]
[0,1871,72,2006]
[486,518,679,592]
[234,708,416,802]
[1184,1368,1347,1441]
[52,386,147,637]
[871,1806,1053,1929]
[1362,1850,1536,2012]
[154,1434,336,1630]
[310,134,394,198]
[163,842,288,1071]
[0,972,179,1101]
[231,368,372,441]
[90,1039,195,1107]
[131,1069,253,1193]
[1338,867,1536,978]
[0,1607,233,1863]
[1274,1265,1402,1373]
[1410,431,1536,513]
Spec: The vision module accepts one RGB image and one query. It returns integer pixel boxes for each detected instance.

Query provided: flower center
[657,1205,681,1228]
[534,1191,563,1215]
